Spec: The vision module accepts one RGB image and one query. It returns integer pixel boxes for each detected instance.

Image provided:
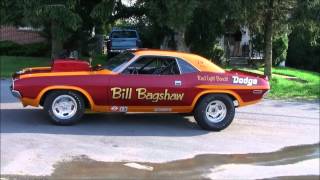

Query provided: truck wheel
[194,94,235,131]
[44,91,85,125]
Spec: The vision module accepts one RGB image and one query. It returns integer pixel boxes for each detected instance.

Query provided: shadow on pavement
[1,109,208,137]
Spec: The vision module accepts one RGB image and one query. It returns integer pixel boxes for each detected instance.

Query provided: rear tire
[44,91,85,125]
[194,94,235,131]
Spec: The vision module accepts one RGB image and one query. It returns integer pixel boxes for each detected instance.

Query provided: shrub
[0,41,50,57]
[209,44,227,66]
[251,32,289,66]
[272,34,288,66]
[287,26,320,72]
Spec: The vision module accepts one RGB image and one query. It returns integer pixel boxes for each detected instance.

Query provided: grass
[231,67,320,100]
[266,67,320,100]
[0,56,51,77]
[1,55,319,100]
[0,55,107,77]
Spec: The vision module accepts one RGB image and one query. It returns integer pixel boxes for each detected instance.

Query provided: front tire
[194,94,235,131]
[44,91,85,125]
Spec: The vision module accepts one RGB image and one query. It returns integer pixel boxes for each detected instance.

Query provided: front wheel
[44,91,85,125]
[194,94,235,131]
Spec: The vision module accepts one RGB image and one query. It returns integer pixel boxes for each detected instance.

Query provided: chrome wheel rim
[52,95,77,119]
[205,100,227,123]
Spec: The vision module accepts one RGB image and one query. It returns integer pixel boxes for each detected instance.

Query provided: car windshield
[104,52,135,71]
[111,31,137,38]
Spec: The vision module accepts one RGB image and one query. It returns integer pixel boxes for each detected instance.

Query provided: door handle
[175,80,182,86]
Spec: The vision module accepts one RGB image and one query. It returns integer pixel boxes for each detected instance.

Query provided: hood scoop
[52,59,91,72]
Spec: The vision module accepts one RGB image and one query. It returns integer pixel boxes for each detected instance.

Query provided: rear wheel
[194,94,235,131]
[44,91,85,125]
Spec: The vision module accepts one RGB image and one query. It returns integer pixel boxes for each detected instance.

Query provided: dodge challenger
[11,49,270,131]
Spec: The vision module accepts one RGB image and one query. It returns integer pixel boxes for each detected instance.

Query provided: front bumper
[10,79,22,99]
[11,89,22,99]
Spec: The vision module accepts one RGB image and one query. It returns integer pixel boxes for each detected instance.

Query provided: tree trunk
[174,28,190,52]
[160,35,171,50]
[95,23,104,55]
[51,21,63,59]
[264,0,274,79]
[95,34,104,54]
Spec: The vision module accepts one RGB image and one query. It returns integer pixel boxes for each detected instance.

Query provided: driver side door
[108,56,194,112]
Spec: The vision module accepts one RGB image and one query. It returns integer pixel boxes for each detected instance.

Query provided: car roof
[133,49,225,73]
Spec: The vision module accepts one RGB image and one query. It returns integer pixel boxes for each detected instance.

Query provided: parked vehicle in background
[106,28,141,58]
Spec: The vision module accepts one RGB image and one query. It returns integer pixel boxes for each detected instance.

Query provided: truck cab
[106,28,141,58]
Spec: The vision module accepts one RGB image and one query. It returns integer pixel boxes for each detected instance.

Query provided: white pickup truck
[106,29,142,58]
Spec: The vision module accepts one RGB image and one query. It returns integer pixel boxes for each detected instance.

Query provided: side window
[155,57,180,75]
[122,57,157,74]
[122,56,180,75]
[177,58,199,74]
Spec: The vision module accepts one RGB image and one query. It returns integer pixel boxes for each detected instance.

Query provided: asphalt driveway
[1,79,319,179]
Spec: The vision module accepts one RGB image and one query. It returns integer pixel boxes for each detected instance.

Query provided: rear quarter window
[177,58,199,74]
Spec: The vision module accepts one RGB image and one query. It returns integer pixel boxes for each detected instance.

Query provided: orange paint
[134,50,225,73]
[22,85,95,109]
[19,69,114,79]
[21,84,257,114]
[196,85,269,90]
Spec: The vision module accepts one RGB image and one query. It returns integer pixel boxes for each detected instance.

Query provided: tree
[144,0,199,52]
[186,0,243,60]
[238,0,296,79]
[22,0,82,59]
[286,0,320,71]
[90,0,115,54]
[1,0,115,58]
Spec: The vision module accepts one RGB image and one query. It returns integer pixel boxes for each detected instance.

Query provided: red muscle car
[11,49,270,131]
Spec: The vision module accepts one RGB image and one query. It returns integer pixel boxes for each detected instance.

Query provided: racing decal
[119,106,128,112]
[232,76,258,86]
[154,107,172,112]
[111,106,119,111]
[197,75,229,82]
[111,87,184,102]
[111,106,128,112]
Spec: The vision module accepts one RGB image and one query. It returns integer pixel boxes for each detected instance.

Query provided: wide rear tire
[194,94,235,131]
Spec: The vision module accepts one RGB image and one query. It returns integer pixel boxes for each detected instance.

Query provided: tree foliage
[286,0,320,72]
[144,0,199,51]
[1,0,115,58]
[1,0,319,72]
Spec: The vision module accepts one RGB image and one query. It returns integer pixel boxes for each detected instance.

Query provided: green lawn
[232,67,320,100]
[266,67,320,100]
[0,56,50,77]
[1,55,319,100]
[0,55,107,77]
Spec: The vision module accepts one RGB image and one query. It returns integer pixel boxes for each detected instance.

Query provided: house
[0,25,46,44]
[218,26,263,66]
